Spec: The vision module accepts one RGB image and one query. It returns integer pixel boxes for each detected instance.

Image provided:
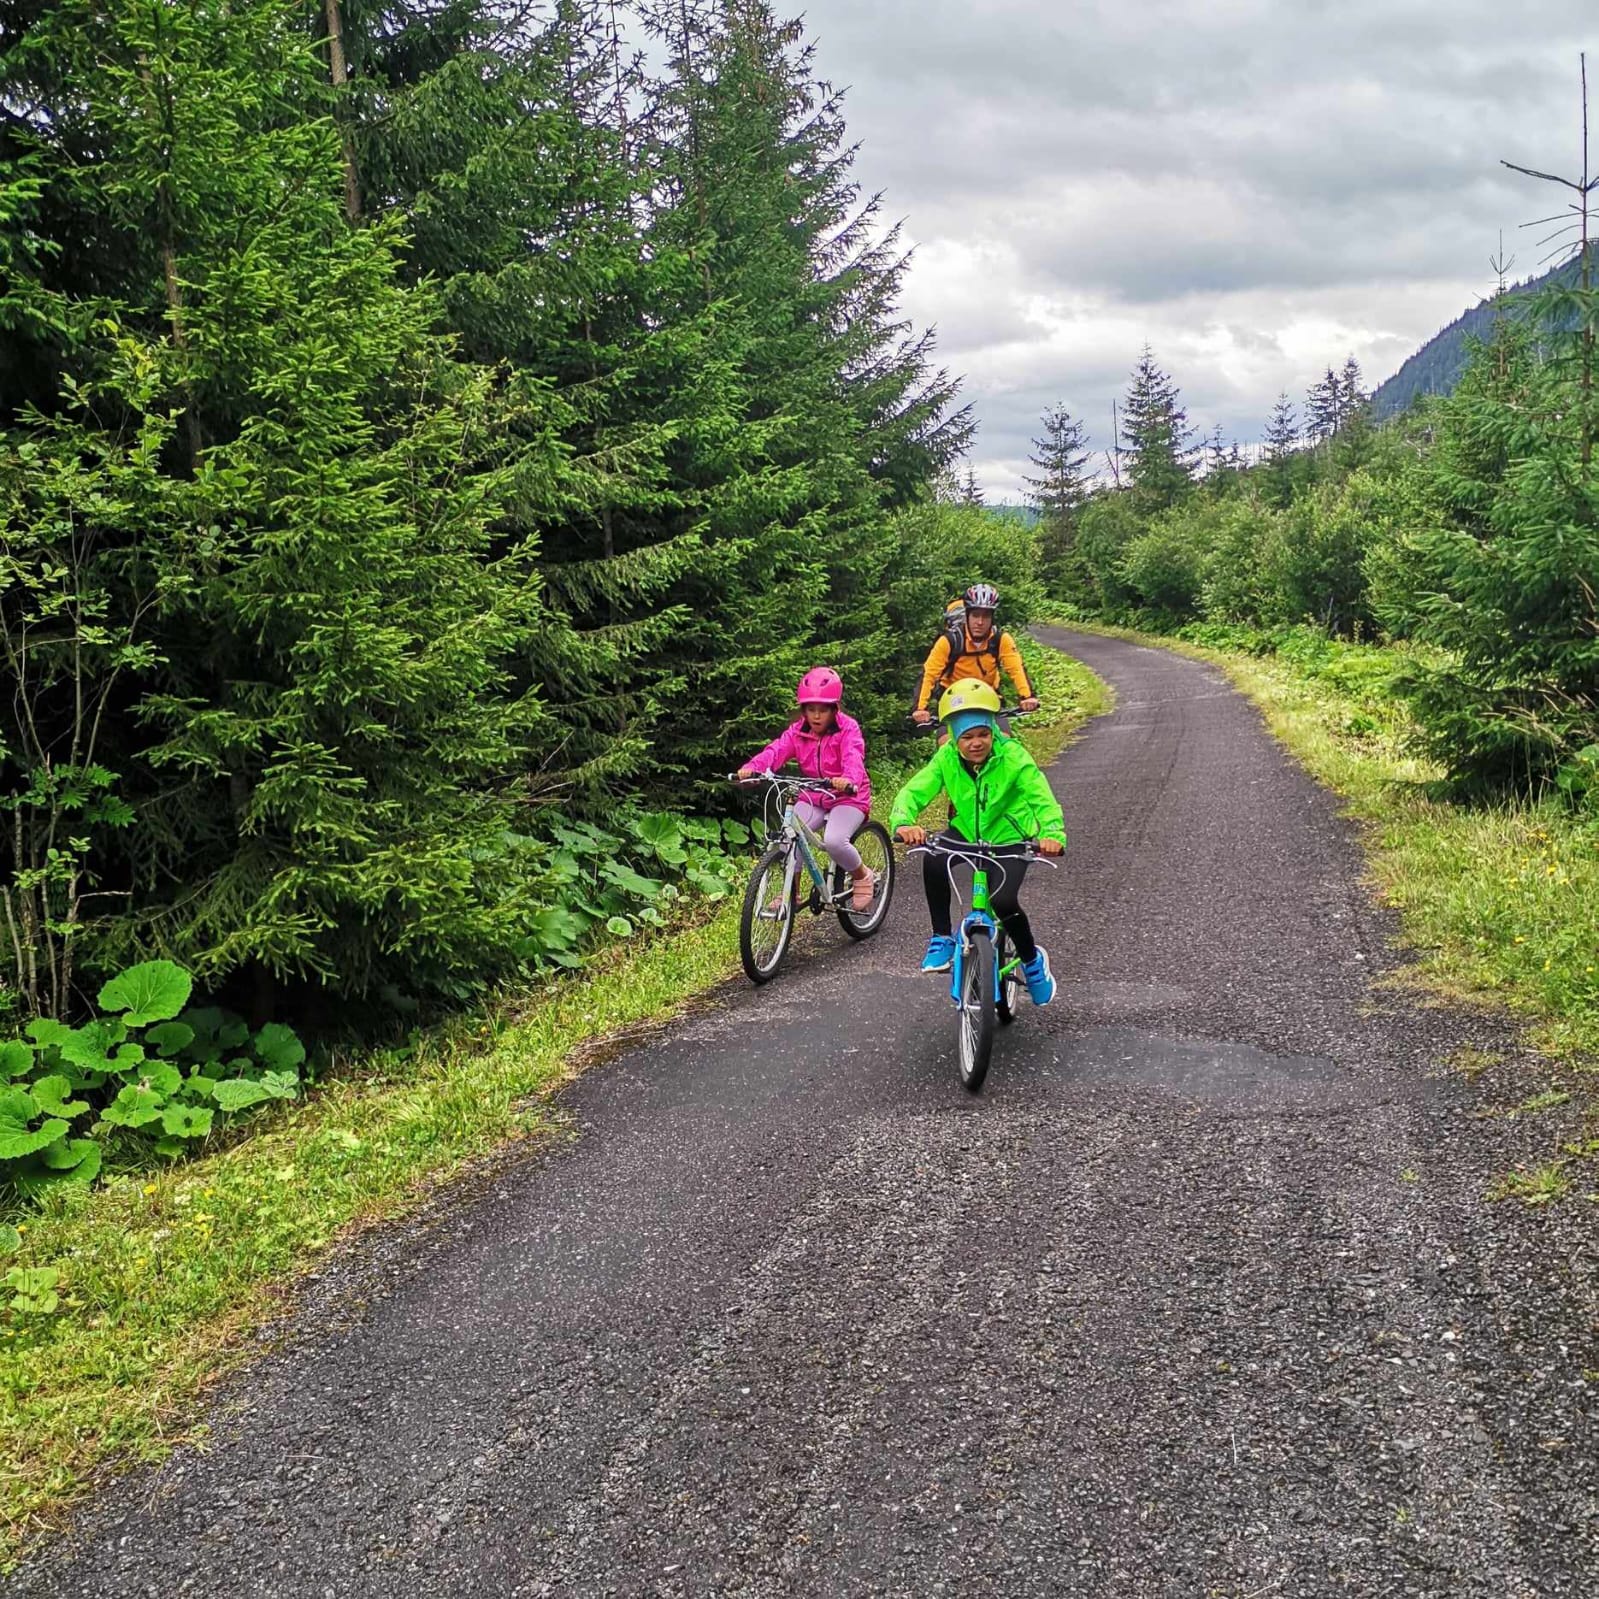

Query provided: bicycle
[729,772,897,984]
[907,834,1059,1092]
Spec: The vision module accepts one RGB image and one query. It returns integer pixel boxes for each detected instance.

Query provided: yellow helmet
[937,679,1001,721]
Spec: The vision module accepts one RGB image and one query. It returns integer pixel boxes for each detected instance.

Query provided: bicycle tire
[836,821,896,939]
[957,930,997,1092]
[739,844,795,984]
[995,928,1021,1026]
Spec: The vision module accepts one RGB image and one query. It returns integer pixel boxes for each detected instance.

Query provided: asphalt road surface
[14,628,1598,1598]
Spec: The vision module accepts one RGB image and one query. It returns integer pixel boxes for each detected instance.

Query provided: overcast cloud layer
[792,0,1598,498]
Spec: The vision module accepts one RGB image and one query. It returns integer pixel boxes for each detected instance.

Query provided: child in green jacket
[889,680,1065,1004]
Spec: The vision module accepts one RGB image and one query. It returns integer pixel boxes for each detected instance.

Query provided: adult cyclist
[912,582,1040,728]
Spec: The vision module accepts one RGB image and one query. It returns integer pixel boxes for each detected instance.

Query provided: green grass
[0,641,1109,1567]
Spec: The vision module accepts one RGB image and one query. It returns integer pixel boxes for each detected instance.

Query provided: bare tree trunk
[324,0,362,222]
[1503,52,1599,467]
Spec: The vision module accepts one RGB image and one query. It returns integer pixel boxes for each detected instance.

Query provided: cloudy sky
[788,0,1598,499]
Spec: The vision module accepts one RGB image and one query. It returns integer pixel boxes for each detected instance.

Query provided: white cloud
[794,0,1598,495]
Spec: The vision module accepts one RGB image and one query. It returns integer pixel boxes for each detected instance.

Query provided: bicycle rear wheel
[836,821,896,939]
[739,844,794,984]
[995,929,1021,1026]
[957,931,997,1092]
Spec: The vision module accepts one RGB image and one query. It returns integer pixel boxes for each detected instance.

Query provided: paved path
[13,629,1597,1597]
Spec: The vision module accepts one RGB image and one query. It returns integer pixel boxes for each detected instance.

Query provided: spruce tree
[1024,404,1090,593]
[1304,366,1342,445]
[1262,392,1300,508]
[2,0,562,1005]
[1331,355,1375,473]
[1396,287,1597,791]
[1121,346,1194,512]
[635,0,966,791]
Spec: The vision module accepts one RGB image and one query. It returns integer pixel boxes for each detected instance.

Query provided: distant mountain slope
[1372,257,1580,419]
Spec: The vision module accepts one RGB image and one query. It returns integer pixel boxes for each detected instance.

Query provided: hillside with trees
[1370,257,1578,418]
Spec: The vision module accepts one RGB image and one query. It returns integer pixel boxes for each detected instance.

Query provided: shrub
[1,961,307,1200]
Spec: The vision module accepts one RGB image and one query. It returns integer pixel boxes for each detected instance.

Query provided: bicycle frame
[783,800,835,899]
[948,858,1021,1010]
[743,774,851,913]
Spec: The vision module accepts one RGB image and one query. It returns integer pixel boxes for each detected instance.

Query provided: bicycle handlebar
[907,705,1037,730]
[904,836,1061,865]
[727,770,858,797]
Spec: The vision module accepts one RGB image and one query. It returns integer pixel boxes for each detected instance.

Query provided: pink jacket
[746,711,872,812]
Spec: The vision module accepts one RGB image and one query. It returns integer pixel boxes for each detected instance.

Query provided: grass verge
[0,641,1109,1567]
[1053,618,1598,1067]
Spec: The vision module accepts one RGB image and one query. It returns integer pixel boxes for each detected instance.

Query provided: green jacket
[889,734,1067,847]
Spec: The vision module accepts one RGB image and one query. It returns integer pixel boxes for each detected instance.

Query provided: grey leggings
[794,801,868,873]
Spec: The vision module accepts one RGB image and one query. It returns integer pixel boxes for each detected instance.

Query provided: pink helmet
[795,666,843,706]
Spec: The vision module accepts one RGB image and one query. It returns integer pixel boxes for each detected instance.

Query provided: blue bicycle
[909,835,1058,1091]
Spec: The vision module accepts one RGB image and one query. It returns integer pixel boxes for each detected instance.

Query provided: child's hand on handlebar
[830,777,854,793]
[736,766,757,780]
[897,825,927,846]
[1038,837,1063,856]
[1020,696,1041,712]
[911,708,934,725]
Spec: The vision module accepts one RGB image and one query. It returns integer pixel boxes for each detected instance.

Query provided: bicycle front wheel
[837,820,896,939]
[957,931,997,1092]
[740,844,795,984]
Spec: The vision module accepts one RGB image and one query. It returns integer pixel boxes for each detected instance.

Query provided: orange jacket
[914,627,1032,712]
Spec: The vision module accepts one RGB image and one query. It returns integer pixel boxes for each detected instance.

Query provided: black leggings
[923,826,1037,962]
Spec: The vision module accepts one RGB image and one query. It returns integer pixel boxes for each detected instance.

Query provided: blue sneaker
[1022,948,1056,1006]
[920,935,956,974]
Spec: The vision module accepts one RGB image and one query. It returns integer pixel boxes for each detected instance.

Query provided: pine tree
[1262,392,1300,508]
[1304,366,1342,445]
[1024,403,1090,593]
[2,0,564,1006]
[634,0,967,792]
[1121,346,1194,511]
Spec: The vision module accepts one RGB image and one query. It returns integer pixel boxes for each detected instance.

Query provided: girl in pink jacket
[738,667,876,910]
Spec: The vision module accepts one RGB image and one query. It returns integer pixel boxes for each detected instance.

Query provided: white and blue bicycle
[729,772,896,984]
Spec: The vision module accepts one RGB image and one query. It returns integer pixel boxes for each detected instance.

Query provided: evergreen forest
[0,0,1038,1037]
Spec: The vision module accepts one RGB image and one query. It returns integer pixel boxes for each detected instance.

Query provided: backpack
[939,599,967,659]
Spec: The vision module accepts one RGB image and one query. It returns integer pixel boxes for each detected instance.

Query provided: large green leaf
[56,1019,125,1073]
[160,1103,213,1140]
[139,1061,183,1097]
[39,1135,101,1183]
[99,1083,165,1129]
[631,811,688,865]
[252,1023,305,1074]
[25,1018,75,1051]
[98,960,193,1026]
[145,1021,195,1059]
[0,1085,35,1123]
[211,1078,277,1112]
[0,1041,34,1080]
[599,860,664,899]
[28,1076,90,1119]
[0,1113,69,1160]
[5,1266,60,1314]
[0,1223,19,1254]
